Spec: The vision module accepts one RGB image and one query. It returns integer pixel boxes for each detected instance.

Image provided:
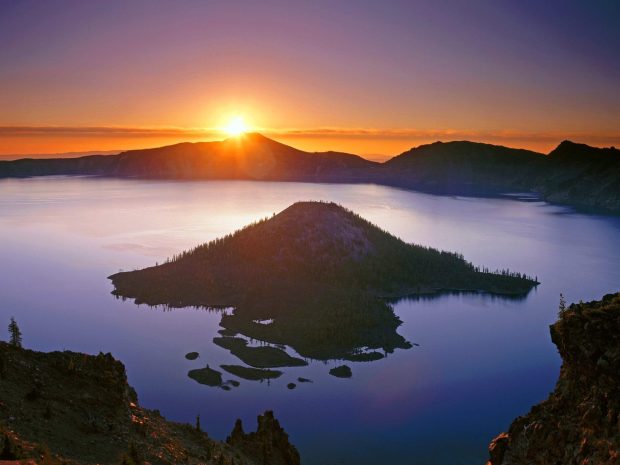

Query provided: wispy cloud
[1,125,619,147]
[268,127,620,145]
[0,126,221,137]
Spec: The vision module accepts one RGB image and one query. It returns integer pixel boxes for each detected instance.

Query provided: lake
[1,176,619,465]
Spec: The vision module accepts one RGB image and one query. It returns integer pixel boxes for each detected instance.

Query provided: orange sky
[1,1,619,159]
[1,126,619,161]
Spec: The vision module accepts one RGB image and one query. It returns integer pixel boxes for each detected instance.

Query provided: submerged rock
[187,365,223,387]
[487,292,620,465]
[214,337,307,368]
[342,351,384,362]
[218,328,238,337]
[329,365,352,378]
[221,364,283,381]
[184,351,199,360]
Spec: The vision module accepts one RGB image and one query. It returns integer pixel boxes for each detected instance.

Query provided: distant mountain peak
[261,201,376,260]
[549,140,619,159]
[224,131,268,142]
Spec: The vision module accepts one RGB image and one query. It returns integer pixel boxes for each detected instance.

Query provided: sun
[223,116,248,137]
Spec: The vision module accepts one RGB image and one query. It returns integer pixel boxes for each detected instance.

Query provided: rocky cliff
[487,292,620,465]
[227,412,300,465]
[0,342,299,465]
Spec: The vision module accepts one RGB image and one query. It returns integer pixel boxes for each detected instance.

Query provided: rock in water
[187,366,223,387]
[185,351,199,360]
[329,365,352,378]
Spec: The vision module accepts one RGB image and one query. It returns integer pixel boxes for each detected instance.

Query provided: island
[110,202,537,363]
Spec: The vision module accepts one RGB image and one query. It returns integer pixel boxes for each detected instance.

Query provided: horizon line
[1,125,619,158]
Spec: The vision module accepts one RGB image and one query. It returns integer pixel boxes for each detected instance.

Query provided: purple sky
[1,0,619,156]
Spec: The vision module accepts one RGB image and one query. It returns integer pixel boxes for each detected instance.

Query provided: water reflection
[2,177,620,465]
[128,288,533,391]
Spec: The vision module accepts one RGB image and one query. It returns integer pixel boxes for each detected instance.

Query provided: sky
[1,0,619,159]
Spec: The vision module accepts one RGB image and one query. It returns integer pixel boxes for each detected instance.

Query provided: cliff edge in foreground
[0,342,299,465]
[487,292,620,465]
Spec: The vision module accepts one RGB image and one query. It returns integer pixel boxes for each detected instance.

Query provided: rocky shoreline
[0,342,299,465]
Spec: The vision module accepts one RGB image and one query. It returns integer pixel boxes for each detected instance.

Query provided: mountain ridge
[1,134,618,214]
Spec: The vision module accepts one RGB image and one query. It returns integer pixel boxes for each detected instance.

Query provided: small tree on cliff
[558,293,567,316]
[8,317,22,348]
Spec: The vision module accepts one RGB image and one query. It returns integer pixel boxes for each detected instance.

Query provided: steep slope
[382,141,545,194]
[539,141,620,213]
[110,202,536,359]
[487,292,620,465]
[0,342,299,465]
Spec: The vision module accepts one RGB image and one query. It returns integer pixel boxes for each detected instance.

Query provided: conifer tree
[558,293,567,316]
[8,317,22,348]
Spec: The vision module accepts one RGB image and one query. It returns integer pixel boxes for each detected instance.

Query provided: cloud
[0,126,221,137]
[1,125,618,147]
[267,127,620,145]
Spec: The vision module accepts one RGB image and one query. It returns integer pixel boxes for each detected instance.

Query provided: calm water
[1,176,619,465]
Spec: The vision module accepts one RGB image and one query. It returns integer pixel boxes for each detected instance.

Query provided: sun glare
[224,116,248,137]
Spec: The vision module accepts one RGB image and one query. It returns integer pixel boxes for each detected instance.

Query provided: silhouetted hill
[381,139,620,213]
[0,133,376,181]
[110,202,537,360]
[539,141,620,213]
[1,135,618,214]
[487,292,620,465]
[382,140,545,194]
[548,139,619,162]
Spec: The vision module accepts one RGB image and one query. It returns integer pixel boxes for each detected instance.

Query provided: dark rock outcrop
[227,411,300,465]
[487,292,620,465]
[0,342,298,465]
